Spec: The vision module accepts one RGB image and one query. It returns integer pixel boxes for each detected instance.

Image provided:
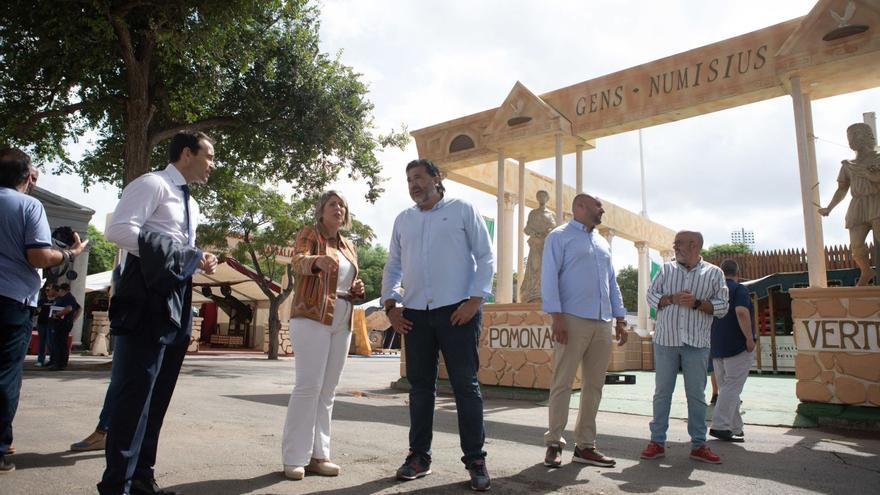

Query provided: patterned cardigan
[290,224,359,327]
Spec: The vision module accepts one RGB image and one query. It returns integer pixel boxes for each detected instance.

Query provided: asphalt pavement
[3,353,879,495]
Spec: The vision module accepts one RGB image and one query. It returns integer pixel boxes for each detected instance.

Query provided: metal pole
[639,129,648,218]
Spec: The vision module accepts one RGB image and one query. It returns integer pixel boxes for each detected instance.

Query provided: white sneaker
[306,458,340,476]
[283,465,304,480]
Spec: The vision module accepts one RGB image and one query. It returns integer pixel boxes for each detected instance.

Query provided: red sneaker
[640,441,665,459]
[689,445,721,464]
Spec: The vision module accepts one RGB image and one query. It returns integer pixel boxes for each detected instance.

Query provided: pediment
[777,0,878,57]
[482,81,571,147]
[32,186,95,213]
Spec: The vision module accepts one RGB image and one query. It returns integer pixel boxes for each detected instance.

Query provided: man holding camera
[0,148,87,474]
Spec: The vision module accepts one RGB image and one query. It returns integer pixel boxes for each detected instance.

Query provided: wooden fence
[703,244,874,281]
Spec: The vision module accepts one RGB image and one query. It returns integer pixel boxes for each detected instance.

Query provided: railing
[703,244,873,281]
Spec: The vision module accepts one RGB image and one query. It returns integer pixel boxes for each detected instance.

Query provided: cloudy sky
[39,0,880,272]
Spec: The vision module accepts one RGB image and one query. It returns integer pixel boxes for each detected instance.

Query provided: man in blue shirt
[383,159,494,491]
[541,194,627,468]
[0,148,87,474]
[709,259,755,442]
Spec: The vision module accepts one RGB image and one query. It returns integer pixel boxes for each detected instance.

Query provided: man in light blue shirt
[382,159,494,491]
[541,193,627,469]
[0,148,87,474]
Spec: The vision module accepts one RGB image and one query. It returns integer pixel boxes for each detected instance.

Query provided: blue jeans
[36,321,51,364]
[649,343,709,449]
[403,302,486,466]
[0,296,33,457]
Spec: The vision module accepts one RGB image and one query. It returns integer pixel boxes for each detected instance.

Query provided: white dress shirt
[382,196,494,310]
[105,164,199,256]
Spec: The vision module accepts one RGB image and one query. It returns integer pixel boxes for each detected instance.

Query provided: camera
[45,226,80,283]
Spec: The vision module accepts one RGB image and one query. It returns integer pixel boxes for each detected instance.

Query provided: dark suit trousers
[97,330,187,495]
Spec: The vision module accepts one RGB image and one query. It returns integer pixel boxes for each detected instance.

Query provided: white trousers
[712,349,754,433]
[281,309,352,466]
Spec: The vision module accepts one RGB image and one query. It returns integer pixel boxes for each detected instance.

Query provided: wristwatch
[692,299,702,310]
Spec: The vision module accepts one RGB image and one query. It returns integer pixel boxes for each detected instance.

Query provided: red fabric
[199,302,218,341]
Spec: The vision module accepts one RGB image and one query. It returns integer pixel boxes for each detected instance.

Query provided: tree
[86,224,117,275]
[702,243,752,257]
[198,180,311,359]
[0,1,407,197]
[617,265,638,313]
[356,244,388,303]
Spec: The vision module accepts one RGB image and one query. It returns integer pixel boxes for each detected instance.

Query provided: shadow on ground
[225,393,880,494]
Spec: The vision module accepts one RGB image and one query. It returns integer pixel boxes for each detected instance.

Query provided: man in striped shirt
[640,231,729,464]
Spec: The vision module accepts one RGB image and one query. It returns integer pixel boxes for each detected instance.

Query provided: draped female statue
[519,190,556,302]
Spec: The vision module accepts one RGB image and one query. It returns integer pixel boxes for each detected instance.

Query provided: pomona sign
[487,326,554,350]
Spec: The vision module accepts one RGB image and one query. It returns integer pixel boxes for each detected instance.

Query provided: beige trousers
[544,314,612,449]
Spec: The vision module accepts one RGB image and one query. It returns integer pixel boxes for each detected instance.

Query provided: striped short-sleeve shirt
[646,259,729,348]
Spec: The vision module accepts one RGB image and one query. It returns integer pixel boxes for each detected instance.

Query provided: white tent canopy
[85,270,113,293]
[86,260,277,304]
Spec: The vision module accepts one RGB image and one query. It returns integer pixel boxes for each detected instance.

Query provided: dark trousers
[404,301,486,465]
[96,357,123,432]
[36,321,51,364]
[97,331,187,495]
[50,323,72,368]
[0,297,32,457]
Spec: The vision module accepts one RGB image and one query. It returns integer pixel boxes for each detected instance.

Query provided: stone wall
[89,311,110,356]
[187,317,202,354]
[399,303,653,390]
[790,287,880,407]
[262,322,292,356]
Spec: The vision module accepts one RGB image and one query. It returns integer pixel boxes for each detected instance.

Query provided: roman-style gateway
[408,0,880,407]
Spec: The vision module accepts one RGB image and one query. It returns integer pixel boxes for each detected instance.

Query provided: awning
[192,258,281,303]
[85,270,113,293]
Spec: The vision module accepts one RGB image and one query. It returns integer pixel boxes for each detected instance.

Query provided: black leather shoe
[130,478,178,495]
[709,428,744,443]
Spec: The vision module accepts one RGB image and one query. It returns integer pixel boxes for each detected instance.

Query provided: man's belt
[336,291,354,302]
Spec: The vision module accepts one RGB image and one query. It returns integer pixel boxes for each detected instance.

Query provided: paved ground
[3,353,880,494]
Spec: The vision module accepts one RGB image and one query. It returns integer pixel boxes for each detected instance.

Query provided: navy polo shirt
[710,278,755,358]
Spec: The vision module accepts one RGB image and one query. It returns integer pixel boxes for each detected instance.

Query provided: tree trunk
[267,297,280,360]
[123,98,153,186]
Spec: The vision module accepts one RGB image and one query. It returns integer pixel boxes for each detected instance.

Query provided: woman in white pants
[282,190,364,480]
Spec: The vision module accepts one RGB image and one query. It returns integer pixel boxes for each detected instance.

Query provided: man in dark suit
[98,132,218,495]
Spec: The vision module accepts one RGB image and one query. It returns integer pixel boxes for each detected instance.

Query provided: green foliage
[617,265,638,313]
[356,244,387,302]
[198,177,311,284]
[86,224,116,275]
[701,243,752,257]
[0,0,408,195]
[344,218,376,249]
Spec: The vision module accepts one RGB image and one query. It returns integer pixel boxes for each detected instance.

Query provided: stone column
[576,144,584,194]
[496,149,512,302]
[70,249,89,345]
[598,227,615,252]
[635,242,649,331]
[517,159,526,302]
[555,133,564,222]
[498,193,515,303]
[790,76,827,287]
